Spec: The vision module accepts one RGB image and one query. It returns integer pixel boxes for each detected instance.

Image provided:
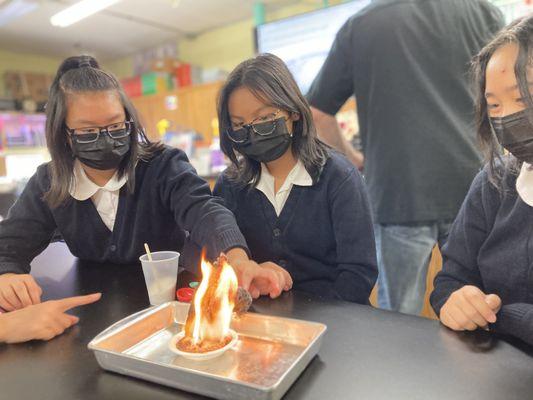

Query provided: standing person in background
[307,0,504,315]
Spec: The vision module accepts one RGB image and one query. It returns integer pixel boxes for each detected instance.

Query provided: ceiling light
[0,0,38,27]
[50,0,121,28]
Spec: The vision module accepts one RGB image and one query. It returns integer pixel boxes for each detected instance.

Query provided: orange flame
[183,253,238,345]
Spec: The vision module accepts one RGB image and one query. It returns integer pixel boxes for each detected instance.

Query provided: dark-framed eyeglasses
[226,110,289,144]
[66,120,133,144]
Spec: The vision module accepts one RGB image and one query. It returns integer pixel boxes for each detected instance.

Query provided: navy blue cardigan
[213,152,378,304]
[431,163,533,345]
[0,148,247,274]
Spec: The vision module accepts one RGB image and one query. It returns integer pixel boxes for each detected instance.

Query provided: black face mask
[490,109,533,164]
[232,117,292,163]
[71,133,131,170]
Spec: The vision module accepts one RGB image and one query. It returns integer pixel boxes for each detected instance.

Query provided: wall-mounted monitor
[256,1,371,94]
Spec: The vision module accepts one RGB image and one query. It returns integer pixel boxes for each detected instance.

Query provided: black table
[2,243,533,400]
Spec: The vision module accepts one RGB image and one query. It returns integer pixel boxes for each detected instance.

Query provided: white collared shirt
[69,160,128,231]
[255,160,313,216]
[517,162,533,207]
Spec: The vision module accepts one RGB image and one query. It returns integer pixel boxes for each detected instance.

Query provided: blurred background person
[307,0,504,314]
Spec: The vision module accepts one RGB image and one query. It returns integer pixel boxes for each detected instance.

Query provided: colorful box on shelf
[151,58,181,73]
[121,76,142,98]
[175,63,192,88]
[141,72,174,95]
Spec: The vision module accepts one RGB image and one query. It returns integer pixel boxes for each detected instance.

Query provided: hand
[225,248,284,299]
[0,273,43,311]
[259,262,293,292]
[440,285,502,331]
[247,262,293,299]
[233,259,284,299]
[0,293,101,344]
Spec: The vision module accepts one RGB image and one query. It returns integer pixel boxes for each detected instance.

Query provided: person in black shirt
[307,0,504,314]
[0,55,285,333]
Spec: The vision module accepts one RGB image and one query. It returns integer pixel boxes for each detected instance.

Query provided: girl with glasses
[211,54,377,303]
[0,55,284,341]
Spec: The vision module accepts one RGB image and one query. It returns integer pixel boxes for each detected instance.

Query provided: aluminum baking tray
[88,301,327,400]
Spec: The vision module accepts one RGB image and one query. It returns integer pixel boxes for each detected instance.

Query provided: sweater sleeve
[212,172,237,213]
[159,151,248,260]
[492,303,533,346]
[330,168,378,304]
[430,169,492,315]
[0,165,57,275]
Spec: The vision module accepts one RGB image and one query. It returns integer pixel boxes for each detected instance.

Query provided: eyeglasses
[226,110,288,144]
[66,120,133,144]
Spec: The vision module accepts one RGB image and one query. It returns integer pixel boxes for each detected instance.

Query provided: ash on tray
[177,334,233,353]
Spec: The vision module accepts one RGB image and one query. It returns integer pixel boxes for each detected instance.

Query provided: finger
[282,269,293,289]
[463,289,497,323]
[248,283,260,299]
[40,329,58,341]
[0,292,15,311]
[23,277,42,304]
[448,304,478,331]
[39,316,62,337]
[239,270,252,292]
[50,317,67,335]
[254,269,281,297]
[13,282,32,308]
[51,324,65,337]
[57,313,76,329]
[54,293,102,312]
[3,286,22,310]
[441,309,462,331]
[485,294,502,313]
[269,276,283,299]
[68,315,80,325]
[277,271,291,292]
[275,271,286,293]
[457,297,490,328]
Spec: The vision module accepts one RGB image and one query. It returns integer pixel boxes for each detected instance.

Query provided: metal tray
[88,301,327,400]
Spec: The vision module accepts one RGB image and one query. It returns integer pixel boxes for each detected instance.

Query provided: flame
[184,253,238,345]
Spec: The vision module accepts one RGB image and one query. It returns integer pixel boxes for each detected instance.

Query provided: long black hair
[472,15,533,189]
[217,53,330,187]
[44,55,164,208]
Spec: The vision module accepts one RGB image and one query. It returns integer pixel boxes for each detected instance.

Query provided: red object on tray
[176,287,195,303]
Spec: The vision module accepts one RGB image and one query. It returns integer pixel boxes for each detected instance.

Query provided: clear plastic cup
[139,251,180,305]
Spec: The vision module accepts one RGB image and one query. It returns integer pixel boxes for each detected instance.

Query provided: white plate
[168,329,238,361]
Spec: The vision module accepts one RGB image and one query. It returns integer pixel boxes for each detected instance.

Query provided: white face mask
[516,162,533,207]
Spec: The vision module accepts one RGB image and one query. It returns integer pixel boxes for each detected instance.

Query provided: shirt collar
[517,162,533,207]
[69,160,128,201]
[256,160,313,194]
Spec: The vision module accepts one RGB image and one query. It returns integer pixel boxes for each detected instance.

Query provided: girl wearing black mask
[213,54,377,303]
[0,55,285,318]
[431,16,533,346]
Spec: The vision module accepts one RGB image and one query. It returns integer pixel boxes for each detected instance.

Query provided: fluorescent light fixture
[50,0,121,28]
[0,0,38,27]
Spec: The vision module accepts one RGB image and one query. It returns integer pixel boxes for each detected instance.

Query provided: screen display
[256,1,371,94]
